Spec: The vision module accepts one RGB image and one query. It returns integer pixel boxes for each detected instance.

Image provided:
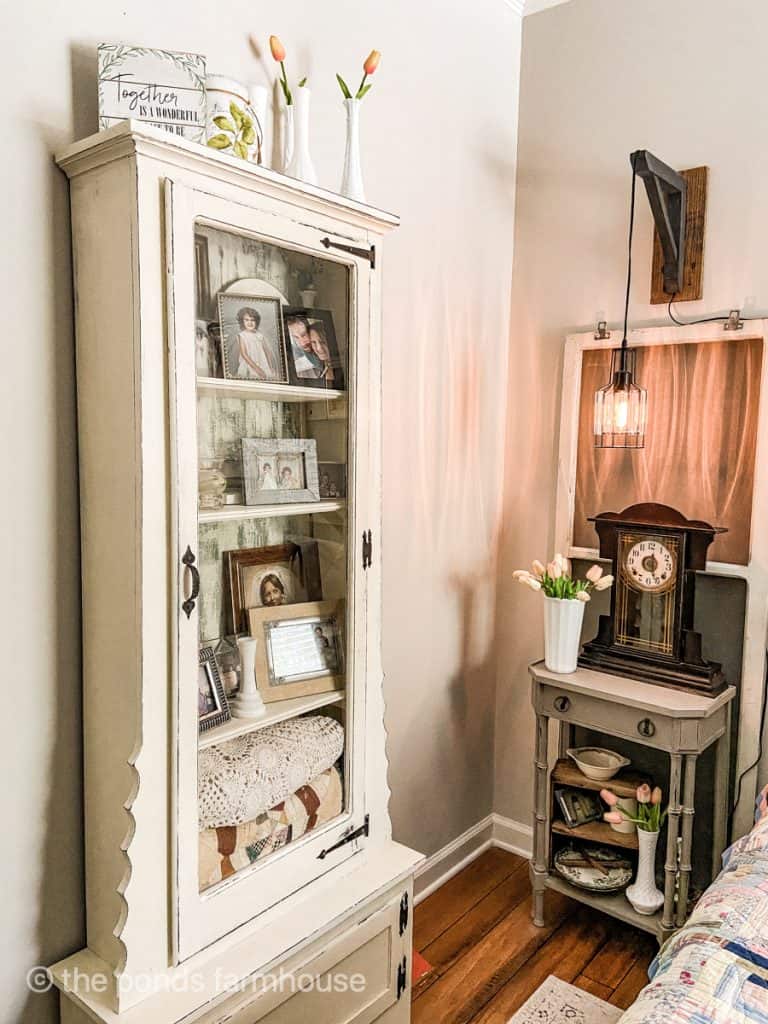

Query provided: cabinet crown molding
[55,120,400,233]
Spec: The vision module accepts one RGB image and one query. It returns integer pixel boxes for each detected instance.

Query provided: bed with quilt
[619,785,768,1024]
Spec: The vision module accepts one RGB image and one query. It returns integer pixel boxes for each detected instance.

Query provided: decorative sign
[98,44,206,142]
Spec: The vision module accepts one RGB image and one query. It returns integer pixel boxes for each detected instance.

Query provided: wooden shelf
[552,758,650,800]
[551,817,639,851]
[199,689,345,750]
[199,499,346,525]
[544,874,663,940]
[197,377,345,404]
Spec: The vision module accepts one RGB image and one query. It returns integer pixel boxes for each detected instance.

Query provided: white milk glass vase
[543,597,585,674]
[230,637,266,719]
[340,98,365,202]
[280,102,295,173]
[626,829,664,915]
[287,87,318,185]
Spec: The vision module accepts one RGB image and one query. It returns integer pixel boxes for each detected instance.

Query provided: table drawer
[538,683,673,749]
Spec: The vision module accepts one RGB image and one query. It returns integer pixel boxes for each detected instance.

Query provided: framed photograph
[247,600,346,703]
[318,462,347,499]
[198,647,231,733]
[195,319,221,379]
[218,293,287,383]
[97,44,206,142]
[241,438,320,505]
[194,234,212,318]
[555,787,603,828]
[225,540,323,634]
[283,308,345,390]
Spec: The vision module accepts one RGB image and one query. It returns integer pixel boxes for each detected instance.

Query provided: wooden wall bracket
[650,166,708,304]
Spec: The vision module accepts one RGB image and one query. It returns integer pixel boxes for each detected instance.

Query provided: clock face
[615,531,681,658]
[624,539,676,593]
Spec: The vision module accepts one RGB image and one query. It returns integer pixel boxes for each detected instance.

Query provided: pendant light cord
[667,296,763,327]
[622,153,639,348]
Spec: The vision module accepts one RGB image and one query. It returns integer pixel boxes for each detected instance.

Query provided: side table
[529,661,736,941]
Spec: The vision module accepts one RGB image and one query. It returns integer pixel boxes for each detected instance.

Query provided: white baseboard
[413,814,532,904]
[492,813,533,858]
[414,816,494,904]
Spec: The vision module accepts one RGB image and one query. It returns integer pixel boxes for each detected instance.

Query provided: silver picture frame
[241,438,320,505]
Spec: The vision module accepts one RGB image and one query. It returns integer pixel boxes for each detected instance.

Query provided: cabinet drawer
[539,683,673,749]
[197,889,409,1024]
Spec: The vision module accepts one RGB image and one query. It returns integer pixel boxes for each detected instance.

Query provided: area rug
[508,975,623,1024]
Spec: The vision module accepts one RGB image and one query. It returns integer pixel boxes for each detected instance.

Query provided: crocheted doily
[198,714,344,830]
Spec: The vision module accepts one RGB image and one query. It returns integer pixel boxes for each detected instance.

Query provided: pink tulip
[363,49,381,75]
[651,786,663,805]
[547,560,562,579]
[523,577,542,591]
[532,560,546,578]
[594,575,614,591]
[269,35,286,62]
[600,788,619,806]
[604,811,623,824]
[586,565,603,583]
[576,591,591,602]
[637,784,652,804]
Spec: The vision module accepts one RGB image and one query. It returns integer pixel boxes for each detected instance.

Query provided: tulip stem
[355,73,368,99]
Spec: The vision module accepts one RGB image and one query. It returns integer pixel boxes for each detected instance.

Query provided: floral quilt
[619,786,768,1023]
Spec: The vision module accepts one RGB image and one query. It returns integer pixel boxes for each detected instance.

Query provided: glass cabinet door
[166,181,372,960]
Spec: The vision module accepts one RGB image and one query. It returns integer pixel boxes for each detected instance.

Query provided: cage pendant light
[594,346,648,447]
[594,153,648,449]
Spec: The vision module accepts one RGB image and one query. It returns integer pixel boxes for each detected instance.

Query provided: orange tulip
[363,50,381,75]
[269,35,286,62]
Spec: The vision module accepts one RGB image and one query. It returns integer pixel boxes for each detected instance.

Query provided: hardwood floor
[412,848,655,1024]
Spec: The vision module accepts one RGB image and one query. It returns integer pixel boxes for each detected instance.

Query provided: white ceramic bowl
[567,746,630,781]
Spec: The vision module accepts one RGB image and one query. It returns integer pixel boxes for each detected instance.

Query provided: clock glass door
[615,531,680,657]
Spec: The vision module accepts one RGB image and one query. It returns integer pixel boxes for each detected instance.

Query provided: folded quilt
[198,714,344,830]
[199,765,343,890]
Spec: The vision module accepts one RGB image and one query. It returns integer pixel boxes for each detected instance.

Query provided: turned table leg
[676,753,698,927]
[662,753,683,936]
[711,701,732,880]
[532,711,549,927]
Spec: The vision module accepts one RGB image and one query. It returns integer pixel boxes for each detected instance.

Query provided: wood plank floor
[412,849,656,1024]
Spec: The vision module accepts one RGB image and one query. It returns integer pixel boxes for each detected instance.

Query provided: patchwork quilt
[198,764,343,891]
[619,786,768,1023]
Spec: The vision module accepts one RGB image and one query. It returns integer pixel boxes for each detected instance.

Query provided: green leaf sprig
[207,101,259,161]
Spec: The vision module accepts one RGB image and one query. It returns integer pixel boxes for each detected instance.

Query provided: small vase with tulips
[513,555,614,673]
[602,785,667,915]
[335,50,381,201]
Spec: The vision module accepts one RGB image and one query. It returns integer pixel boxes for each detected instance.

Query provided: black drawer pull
[638,718,656,737]
[554,696,571,713]
[181,546,200,619]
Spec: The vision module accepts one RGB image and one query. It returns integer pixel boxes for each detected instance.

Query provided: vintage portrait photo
[218,293,287,383]
[242,438,320,505]
[225,541,323,633]
[198,647,231,733]
[282,308,345,390]
[318,462,347,499]
[195,319,222,379]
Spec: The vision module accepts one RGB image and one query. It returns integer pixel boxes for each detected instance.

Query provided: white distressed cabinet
[52,121,421,1024]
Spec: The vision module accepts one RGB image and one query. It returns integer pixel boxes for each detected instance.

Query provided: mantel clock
[578,502,727,694]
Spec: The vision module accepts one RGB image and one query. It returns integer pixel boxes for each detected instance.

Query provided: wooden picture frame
[225,540,323,634]
[247,599,345,703]
[241,438,320,505]
[198,647,231,733]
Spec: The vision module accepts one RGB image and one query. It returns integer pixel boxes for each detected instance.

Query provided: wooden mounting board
[650,166,708,304]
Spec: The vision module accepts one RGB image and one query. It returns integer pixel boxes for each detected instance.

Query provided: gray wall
[495,0,768,825]
[1,2,520,1021]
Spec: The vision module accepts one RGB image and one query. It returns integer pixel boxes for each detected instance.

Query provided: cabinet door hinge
[320,237,376,268]
[317,814,370,859]
[362,529,373,570]
[399,892,409,936]
[396,956,408,1000]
